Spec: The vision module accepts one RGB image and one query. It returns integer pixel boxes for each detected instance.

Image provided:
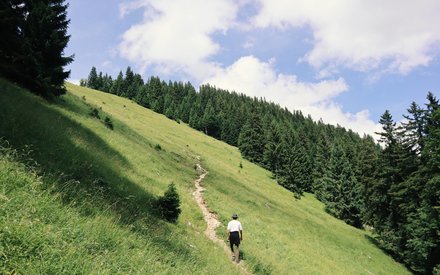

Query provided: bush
[154,144,162,151]
[104,117,113,130]
[156,183,181,222]
[89,108,100,119]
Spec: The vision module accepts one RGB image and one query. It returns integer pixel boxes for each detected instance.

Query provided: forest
[81,66,439,274]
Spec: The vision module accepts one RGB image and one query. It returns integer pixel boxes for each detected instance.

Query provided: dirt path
[192,164,251,274]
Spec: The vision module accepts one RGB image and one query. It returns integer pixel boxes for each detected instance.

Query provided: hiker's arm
[240,230,243,241]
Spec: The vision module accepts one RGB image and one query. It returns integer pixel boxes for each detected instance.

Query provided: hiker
[227,213,243,263]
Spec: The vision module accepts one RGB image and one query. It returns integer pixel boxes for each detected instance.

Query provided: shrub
[154,144,162,151]
[89,108,100,119]
[104,117,113,130]
[156,183,181,222]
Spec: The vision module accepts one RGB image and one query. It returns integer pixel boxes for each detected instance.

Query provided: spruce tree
[156,183,181,223]
[87,67,98,89]
[0,0,26,81]
[1,0,73,98]
[262,120,283,172]
[237,112,265,163]
[110,71,124,95]
[277,132,311,198]
[201,100,220,137]
[21,0,73,97]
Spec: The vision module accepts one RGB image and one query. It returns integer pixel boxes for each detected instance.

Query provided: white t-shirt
[227,220,243,232]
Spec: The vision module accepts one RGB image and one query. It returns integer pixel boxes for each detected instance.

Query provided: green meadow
[0,78,408,274]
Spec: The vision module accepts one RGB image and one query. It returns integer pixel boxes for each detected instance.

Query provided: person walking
[227,213,243,263]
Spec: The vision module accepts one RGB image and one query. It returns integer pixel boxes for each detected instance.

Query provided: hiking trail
[192,164,251,274]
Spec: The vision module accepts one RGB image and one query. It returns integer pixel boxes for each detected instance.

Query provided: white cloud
[253,0,440,75]
[118,0,238,80]
[204,56,380,137]
[117,0,385,137]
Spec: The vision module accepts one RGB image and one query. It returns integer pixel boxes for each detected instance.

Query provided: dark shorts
[229,231,240,247]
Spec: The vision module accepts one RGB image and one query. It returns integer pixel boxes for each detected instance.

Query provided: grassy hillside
[0,78,408,274]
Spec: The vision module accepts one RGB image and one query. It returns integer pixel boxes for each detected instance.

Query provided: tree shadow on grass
[364,234,398,260]
[0,80,190,255]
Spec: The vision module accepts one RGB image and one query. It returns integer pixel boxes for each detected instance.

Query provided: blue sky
[65,0,440,137]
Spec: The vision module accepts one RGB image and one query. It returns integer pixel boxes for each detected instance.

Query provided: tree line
[82,66,438,274]
[0,0,73,98]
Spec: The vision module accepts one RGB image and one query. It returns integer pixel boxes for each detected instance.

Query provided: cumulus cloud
[118,0,238,80]
[253,0,440,75]
[204,56,381,137]
[117,0,387,137]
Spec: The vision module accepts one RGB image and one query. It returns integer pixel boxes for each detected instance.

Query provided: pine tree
[369,111,398,231]
[20,0,73,97]
[357,135,380,224]
[156,183,181,223]
[401,102,425,155]
[276,132,311,198]
[102,73,113,93]
[122,66,134,98]
[1,0,73,98]
[87,67,99,89]
[0,0,26,81]
[238,112,265,163]
[262,120,283,172]
[110,71,123,95]
[316,141,363,226]
[201,100,220,137]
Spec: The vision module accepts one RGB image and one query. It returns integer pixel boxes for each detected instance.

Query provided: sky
[65,0,440,139]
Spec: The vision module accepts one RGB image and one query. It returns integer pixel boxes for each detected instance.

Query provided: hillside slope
[0,79,408,274]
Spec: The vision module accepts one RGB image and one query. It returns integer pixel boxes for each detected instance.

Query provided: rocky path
[192,164,251,274]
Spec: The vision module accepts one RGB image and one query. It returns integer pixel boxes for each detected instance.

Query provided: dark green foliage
[156,183,181,223]
[104,117,113,130]
[366,95,440,274]
[0,0,73,98]
[0,0,26,81]
[238,112,265,163]
[110,71,124,95]
[323,143,362,227]
[277,132,312,198]
[154,144,162,151]
[89,108,100,119]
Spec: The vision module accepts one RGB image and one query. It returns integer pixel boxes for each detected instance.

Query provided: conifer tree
[201,100,220,137]
[156,183,181,223]
[262,120,284,172]
[277,132,311,198]
[1,0,73,98]
[110,71,123,95]
[23,0,73,97]
[0,0,26,81]
[87,67,99,89]
[238,112,265,163]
